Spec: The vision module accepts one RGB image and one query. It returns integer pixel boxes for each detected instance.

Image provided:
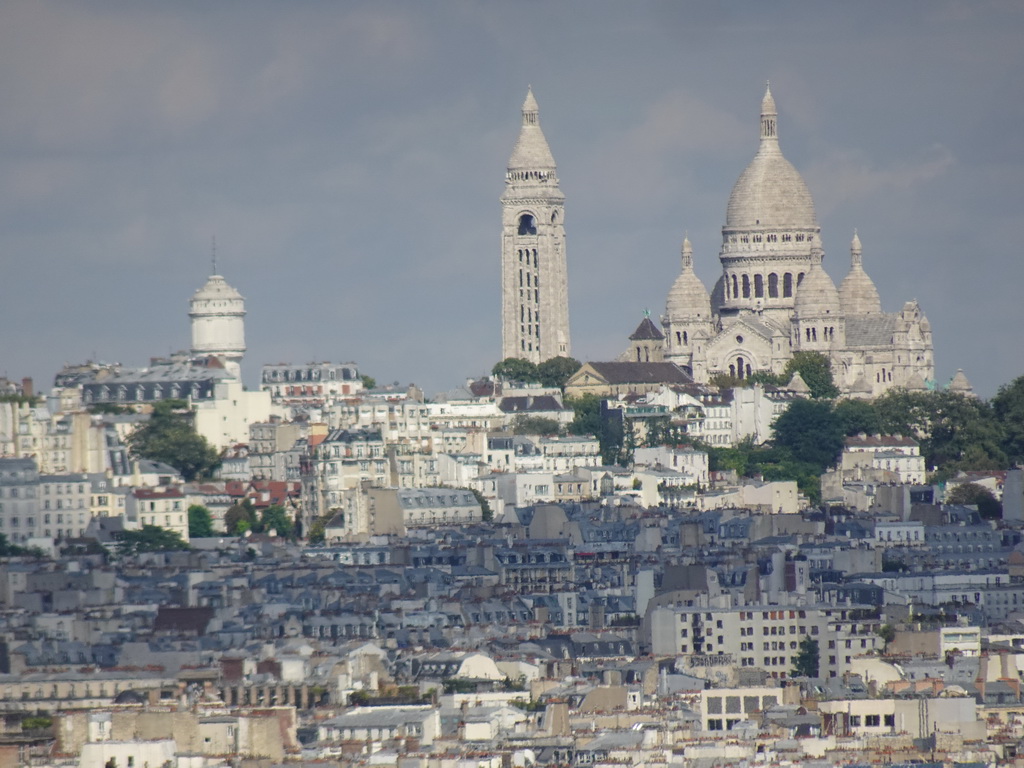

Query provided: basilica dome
[795,252,841,317]
[838,231,882,315]
[725,85,817,232]
[666,236,711,319]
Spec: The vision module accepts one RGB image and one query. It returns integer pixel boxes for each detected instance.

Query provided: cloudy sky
[1,1,1021,398]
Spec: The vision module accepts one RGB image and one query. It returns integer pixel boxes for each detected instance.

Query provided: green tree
[993,375,1024,464]
[126,400,220,481]
[709,372,744,390]
[187,504,215,538]
[360,375,377,390]
[874,389,1005,476]
[492,357,540,383]
[224,499,257,535]
[833,398,881,437]
[706,438,754,476]
[643,416,692,449]
[537,356,581,389]
[783,351,839,399]
[876,624,896,649]
[947,482,1002,520]
[260,504,294,538]
[0,533,43,558]
[116,525,190,555]
[746,370,787,388]
[306,514,330,544]
[791,636,820,678]
[511,415,561,435]
[566,393,603,436]
[771,398,845,469]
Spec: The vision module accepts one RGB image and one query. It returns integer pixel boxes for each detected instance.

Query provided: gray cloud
[0,0,1021,399]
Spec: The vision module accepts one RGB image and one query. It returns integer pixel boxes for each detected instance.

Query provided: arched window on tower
[754,274,764,298]
[742,275,751,299]
[768,273,779,298]
[736,356,746,379]
[518,214,537,236]
[797,272,805,286]
[732,275,739,298]
[783,273,793,298]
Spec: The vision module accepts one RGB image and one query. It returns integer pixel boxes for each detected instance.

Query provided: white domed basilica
[656,85,934,397]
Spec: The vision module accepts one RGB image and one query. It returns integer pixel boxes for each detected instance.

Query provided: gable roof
[579,362,693,386]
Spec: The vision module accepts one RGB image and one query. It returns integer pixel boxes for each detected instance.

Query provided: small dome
[948,369,974,395]
[905,372,928,391]
[786,370,810,394]
[508,87,557,171]
[725,85,818,231]
[795,251,840,317]
[192,274,243,303]
[666,236,711,319]
[839,231,882,315]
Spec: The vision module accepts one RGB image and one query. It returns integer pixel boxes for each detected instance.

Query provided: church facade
[653,85,934,397]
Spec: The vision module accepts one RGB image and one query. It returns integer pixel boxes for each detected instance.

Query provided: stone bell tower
[500,88,571,364]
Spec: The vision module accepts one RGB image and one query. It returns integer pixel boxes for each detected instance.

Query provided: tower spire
[682,232,693,270]
[522,86,539,125]
[211,236,217,276]
[760,82,778,145]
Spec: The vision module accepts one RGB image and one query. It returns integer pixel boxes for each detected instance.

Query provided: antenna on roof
[211,236,217,275]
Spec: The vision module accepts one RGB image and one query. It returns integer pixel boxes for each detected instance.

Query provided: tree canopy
[565,393,626,464]
[492,357,540,384]
[791,636,820,678]
[260,504,295,538]
[126,400,220,481]
[491,356,581,389]
[116,525,190,555]
[993,376,1024,464]
[224,499,257,536]
[873,389,1006,477]
[537,356,581,388]
[946,482,1002,520]
[187,504,215,538]
[783,352,839,399]
[772,398,845,468]
[511,416,562,436]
